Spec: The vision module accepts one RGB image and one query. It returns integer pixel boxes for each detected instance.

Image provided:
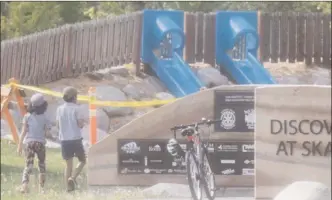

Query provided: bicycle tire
[201,149,216,200]
[186,150,203,200]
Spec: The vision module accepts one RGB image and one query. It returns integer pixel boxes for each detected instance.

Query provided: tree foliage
[1,1,330,41]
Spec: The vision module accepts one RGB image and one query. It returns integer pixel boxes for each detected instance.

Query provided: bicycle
[167,118,222,200]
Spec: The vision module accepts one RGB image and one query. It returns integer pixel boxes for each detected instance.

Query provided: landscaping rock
[112,75,130,88]
[45,102,59,126]
[274,181,331,200]
[84,72,104,81]
[8,107,22,132]
[143,76,168,93]
[108,66,130,77]
[155,92,175,100]
[122,84,145,100]
[196,67,230,87]
[275,75,301,84]
[95,85,133,117]
[78,104,110,132]
[123,82,155,99]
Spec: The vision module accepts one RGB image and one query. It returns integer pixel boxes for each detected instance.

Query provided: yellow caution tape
[9,83,177,107]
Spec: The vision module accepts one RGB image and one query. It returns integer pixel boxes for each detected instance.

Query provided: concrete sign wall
[87,85,256,187]
[255,86,331,199]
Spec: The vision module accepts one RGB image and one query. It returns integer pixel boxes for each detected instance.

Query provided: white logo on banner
[221,168,235,175]
[242,168,254,175]
[244,109,255,130]
[121,168,142,174]
[149,144,161,152]
[244,159,254,165]
[220,160,236,164]
[242,144,254,152]
[121,158,140,164]
[217,144,238,152]
[220,109,236,129]
[121,142,140,154]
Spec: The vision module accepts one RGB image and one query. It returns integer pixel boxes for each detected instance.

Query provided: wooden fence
[0,12,143,85]
[184,12,331,67]
[1,11,331,85]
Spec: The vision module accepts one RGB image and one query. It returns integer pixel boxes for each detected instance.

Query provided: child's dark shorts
[61,138,86,163]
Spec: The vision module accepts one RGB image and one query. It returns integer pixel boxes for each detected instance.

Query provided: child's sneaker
[39,185,45,194]
[19,183,29,194]
[67,177,75,192]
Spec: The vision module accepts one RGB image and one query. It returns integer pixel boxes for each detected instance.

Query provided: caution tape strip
[9,83,177,107]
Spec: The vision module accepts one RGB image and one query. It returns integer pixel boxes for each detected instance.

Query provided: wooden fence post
[132,12,142,76]
[257,11,262,62]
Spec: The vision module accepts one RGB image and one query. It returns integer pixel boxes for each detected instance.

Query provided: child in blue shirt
[17,93,50,193]
[56,87,85,192]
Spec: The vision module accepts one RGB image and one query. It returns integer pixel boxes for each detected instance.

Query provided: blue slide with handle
[141,10,204,97]
[215,11,276,84]
[150,52,203,97]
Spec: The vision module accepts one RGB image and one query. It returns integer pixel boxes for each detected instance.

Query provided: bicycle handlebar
[170,119,222,131]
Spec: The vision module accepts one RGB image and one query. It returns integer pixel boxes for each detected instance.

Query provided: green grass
[0,140,146,200]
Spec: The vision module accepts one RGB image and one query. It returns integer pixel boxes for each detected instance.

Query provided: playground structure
[141,10,275,97]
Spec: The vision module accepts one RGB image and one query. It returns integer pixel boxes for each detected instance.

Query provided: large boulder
[78,104,110,132]
[45,102,59,126]
[143,76,168,94]
[122,81,158,100]
[274,181,331,200]
[275,75,301,84]
[196,67,230,87]
[95,86,133,117]
[155,92,175,100]
[108,66,130,77]
[8,107,22,132]
[122,84,146,100]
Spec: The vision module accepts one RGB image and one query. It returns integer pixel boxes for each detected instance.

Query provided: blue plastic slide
[151,52,203,97]
[215,11,276,84]
[141,10,204,97]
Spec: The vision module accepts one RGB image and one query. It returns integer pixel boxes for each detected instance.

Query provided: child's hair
[28,93,48,115]
[63,93,77,103]
[27,101,48,115]
[62,87,78,103]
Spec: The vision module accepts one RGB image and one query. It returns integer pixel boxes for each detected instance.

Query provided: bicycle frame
[172,122,213,166]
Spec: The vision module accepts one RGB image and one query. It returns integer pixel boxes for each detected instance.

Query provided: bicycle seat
[181,127,195,137]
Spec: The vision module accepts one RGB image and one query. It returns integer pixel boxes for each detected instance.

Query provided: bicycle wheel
[202,150,216,200]
[186,150,203,200]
